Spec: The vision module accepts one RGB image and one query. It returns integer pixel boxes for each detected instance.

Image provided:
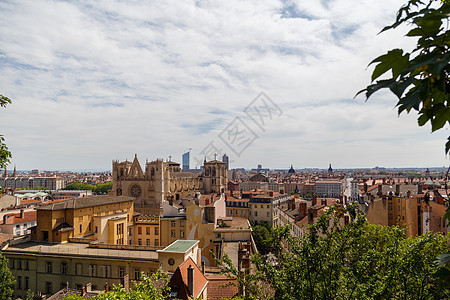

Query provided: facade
[112,155,227,216]
[0,176,66,190]
[314,180,342,197]
[364,191,448,237]
[247,191,291,226]
[5,241,159,299]
[31,195,134,244]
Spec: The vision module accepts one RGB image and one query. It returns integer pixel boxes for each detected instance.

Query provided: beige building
[31,195,134,244]
[5,240,160,299]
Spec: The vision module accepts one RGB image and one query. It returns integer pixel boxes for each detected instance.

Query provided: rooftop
[158,240,198,254]
[37,195,134,211]
[4,241,159,261]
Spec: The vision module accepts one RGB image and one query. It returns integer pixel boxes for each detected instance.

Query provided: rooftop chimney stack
[187,265,194,296]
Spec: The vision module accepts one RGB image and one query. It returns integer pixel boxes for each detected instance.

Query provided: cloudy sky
[0,0,448,171]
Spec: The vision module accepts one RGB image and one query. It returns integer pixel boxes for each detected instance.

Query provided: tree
[357,0,450,154]
[92,182,113,194]
[65,269,171,300]
[253,205,450,300]
[0,252,15,299]
[0,94,12,170]
[63,181,94,191]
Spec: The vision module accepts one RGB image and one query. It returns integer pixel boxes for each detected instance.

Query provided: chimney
[187,265,194,296]
[201,261,205,274]
[20,209,24,218]
[298,202,307,218]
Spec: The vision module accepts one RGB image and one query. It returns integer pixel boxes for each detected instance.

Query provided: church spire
[13,164,16,177]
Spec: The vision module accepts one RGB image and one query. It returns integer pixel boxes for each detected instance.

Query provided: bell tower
[202,159,227,194]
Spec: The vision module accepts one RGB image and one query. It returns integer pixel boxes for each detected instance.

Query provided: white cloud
[0,0,447,170]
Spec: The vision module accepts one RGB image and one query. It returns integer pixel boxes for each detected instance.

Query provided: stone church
[112,155,227,215]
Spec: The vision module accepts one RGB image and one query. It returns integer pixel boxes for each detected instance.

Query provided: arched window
[117,188,122,196]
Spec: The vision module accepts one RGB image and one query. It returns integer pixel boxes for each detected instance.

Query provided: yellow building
[31,195,134,244]
[364,191,448,237]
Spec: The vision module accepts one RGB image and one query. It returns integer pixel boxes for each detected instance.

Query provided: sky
[0,0,448,171]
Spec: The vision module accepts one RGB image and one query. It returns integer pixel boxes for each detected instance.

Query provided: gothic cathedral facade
[112,155,227,215]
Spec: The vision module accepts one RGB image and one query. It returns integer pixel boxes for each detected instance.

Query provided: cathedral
[112,155,227,215]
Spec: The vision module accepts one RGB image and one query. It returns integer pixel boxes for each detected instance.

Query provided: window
[138,239,142,245]
[61,262,67,275]
[117,223,123,234]
[180,221,185,227]
[76,263,82,275]
[267,212,270,217]
[134,268,141,280]
[388,214,393,220]
[171,230,175,238]
[79,224,82,233]
[180,231,184,238]
[25,260,29,270]
[171,221,176,227]
[17,260,22,270]
[102,265,110,278]
[17,276,22,289]
[46,261,52,273]
[45,282,52,294]
[388,202,393,210]
[89,264,96,277]
[95,226,98,233]
[168,258,175,266]
[146,239,150,246]
[25,277,29,290]
[23,223,27,228]
[155,239,159,246]
[255,211,258,217]
[146,227,150,235]
[267,205,270,209]
[155,227,159,235]
[138,227,142,235]
[249,211,252,216]
[88,222,91,231]
[261,205,263,208]
[119,266,125,278]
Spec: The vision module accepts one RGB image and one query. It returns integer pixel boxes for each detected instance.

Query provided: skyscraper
[222,154,229,170]
[182,151,190,170]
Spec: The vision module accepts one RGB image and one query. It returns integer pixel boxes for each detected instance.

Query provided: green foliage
[251,221,289,255]
[63,181,94,191]
[254,205,450,300]
[25,289,34,300]
[357,0,450,154]
[65,269,170,300]
[92,182,113,194]
[0,94,12,170]
[213,252,266,300]
[0,252,15,300]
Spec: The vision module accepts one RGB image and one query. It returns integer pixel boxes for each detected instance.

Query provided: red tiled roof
[0,211,36,225]
[206,275,238,300]
[168,257,208,299]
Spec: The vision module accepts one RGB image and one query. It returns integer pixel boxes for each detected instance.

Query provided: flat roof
[4,241,159,262]
[158,240,198,254]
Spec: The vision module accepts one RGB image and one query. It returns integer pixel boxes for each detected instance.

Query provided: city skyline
[1,0,449,170]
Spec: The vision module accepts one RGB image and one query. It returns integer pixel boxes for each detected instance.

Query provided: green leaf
[370,49,409,81]
[417,113,429,126]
